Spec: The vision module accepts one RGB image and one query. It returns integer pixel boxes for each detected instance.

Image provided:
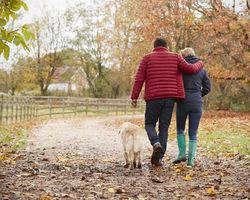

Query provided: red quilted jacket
[131,47,204,101]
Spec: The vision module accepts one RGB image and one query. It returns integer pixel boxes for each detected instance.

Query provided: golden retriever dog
[119,122,144,169]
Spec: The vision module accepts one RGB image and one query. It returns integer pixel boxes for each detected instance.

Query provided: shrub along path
[0,113,249,199]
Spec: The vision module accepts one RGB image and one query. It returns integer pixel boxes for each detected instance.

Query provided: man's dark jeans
[145,98,175,159]
[176,101,202,141]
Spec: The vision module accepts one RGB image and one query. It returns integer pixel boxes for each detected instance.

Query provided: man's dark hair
[154,38,167,48]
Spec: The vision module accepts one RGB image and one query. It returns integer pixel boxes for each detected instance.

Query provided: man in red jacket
[131,38,204,166]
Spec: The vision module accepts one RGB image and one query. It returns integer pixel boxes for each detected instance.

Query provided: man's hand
[131,99,137,108]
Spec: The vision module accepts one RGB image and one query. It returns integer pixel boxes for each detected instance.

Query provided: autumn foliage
[0,0,249,110]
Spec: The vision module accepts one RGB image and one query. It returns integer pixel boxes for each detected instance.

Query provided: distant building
[48,83,77,92]
[48,66,88,94]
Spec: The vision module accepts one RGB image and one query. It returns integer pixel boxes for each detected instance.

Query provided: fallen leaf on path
[171,164,186,172]
[108,188,116,193]
[40,193,52,200]
[0,154,9,161]
[183,175,191,181]
[206,187,217,196]
[57,156,67,162]
[201,171,209,176]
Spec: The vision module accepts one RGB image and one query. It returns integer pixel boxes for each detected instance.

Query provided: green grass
[0,125,28,154]
[199,129,250,155]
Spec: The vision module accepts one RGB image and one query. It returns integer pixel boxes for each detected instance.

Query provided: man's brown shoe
[151,143,162,165]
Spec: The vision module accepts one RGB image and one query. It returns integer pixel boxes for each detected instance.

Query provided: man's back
[131,47,203,101]
[144,47,181,100]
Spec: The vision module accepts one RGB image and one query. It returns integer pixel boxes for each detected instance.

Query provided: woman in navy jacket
[173,48,211,166]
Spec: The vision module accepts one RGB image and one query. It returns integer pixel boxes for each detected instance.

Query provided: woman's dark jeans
[176,101,202,141]
[145,98,175,158]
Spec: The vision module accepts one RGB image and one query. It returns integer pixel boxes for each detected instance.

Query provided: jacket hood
[184,56,200,64]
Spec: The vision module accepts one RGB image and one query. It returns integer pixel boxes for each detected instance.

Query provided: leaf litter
[0,113,249,199]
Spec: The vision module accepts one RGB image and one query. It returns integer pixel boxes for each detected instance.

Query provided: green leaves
[22,25,35,41]
[0,0,33,60]
[0,40,10,60]
[0,19,7,26]
[9,0,28,12]
[20,1,29,11]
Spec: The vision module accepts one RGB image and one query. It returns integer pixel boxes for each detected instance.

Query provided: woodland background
[0,0,250,111]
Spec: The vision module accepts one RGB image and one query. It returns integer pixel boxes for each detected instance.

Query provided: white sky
[23,0,244,24]
[23,0,93,23]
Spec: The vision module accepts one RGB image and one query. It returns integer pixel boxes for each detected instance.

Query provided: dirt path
[26,115,153,161]
[0,116,249,200]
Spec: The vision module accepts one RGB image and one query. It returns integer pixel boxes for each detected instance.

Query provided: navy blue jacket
[182,56,211,103]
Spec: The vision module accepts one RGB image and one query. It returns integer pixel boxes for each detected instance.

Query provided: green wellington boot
[187,140,197,167]
[173,134,186,164]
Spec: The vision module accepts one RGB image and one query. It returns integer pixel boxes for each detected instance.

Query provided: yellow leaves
[40,193,52,200]
[201,171,209,176]
[0,154,9,161]
[223,152,238,158]
[108,187,116,193]
[183,175,191,181]
[171,164,186,173]
[107,187,126,194]
[57,156,68,162]
[206,187,217,196]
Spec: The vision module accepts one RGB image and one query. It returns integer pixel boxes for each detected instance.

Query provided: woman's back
[182,56,211,103]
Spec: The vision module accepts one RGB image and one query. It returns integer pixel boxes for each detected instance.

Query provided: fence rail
[0,95,145,125]
[0,95,37,125]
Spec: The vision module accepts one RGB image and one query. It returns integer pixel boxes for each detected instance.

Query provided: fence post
[124,101,127,115]
[26,98,29,119]
[5,95,9,124]
[49,99,52,118]
[36,105,38,118]
[28,98,31,119]
[10,96,14,124]
[15,97,18,123]
[20,98,22,122]
[24,98,27,120]
[74,100,77,116]
[96,99,99,113]
[86,99,89,116]
[31,99,33,119]
[0,95,3,125]
[62,99,65,117]
[33,100,36,118]
[32,100,35,119]
[29,99,32,119]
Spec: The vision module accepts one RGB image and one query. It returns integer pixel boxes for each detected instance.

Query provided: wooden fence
[0,95,37,125]
[0,95,145,125]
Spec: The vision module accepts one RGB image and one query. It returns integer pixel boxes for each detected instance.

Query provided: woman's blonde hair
[180,47,195,57]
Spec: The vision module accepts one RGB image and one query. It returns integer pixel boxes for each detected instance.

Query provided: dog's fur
[119,122,143,169]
